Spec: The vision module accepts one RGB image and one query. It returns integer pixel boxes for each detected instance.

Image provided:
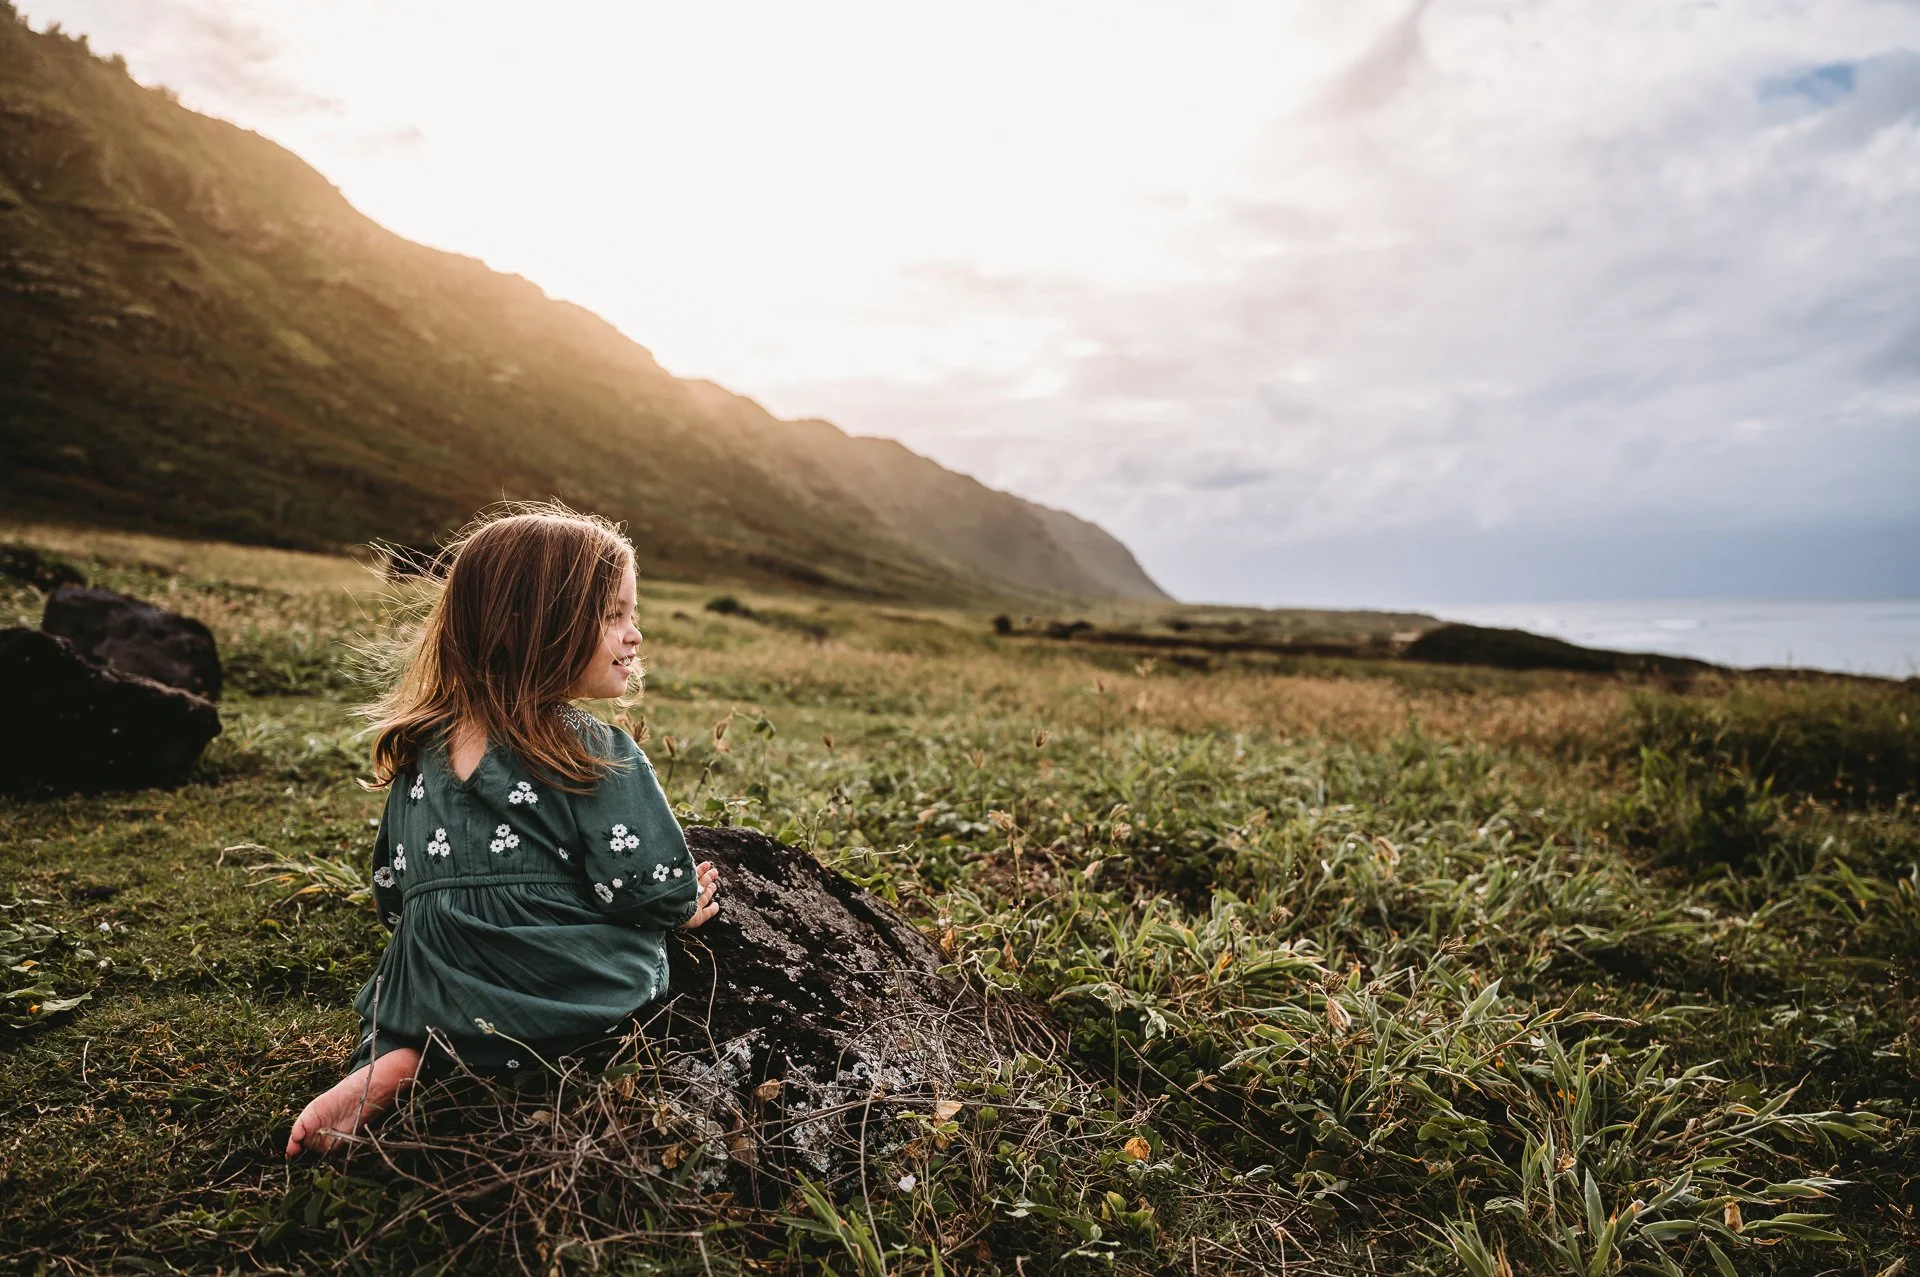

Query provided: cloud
[773,2,1920,601]
[23,0,339,118]
[1312,0,1433,118]
[342,124,427,156]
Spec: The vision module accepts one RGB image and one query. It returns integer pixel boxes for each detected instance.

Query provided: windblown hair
[367,503,636,791]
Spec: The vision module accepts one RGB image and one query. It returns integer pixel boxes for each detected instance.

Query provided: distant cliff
[0,9,1167,604]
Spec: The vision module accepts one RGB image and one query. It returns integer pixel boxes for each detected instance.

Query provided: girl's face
[568,561,641,700]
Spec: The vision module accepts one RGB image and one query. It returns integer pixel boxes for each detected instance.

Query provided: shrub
[1621,745,1781,871]
[1629,683,1920,807]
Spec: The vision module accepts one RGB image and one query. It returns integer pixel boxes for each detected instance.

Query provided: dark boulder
[635,826,1047,1190]
[0,629,222,796]
[0,545,85,594]
[1403,622,1717,676]
[41,585,223,700]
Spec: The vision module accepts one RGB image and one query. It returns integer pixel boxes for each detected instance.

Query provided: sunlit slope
[0,12,1166,604]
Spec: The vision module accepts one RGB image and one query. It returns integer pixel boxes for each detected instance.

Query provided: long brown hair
[367,503,636,790]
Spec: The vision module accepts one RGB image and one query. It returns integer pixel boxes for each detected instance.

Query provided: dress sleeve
[369,791,403,931]
[568,721,699,929]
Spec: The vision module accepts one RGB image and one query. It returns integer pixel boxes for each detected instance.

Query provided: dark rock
[41,585,223,700]
[704,595,749,617]
[0,544,85,593]
[1403,622,1718,676]
[0,629,222,796]
[991,613,1013,635]
[644,826,1046,1190]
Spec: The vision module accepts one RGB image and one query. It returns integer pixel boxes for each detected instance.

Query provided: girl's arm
[368,797,402,930]
[571,725,700,929]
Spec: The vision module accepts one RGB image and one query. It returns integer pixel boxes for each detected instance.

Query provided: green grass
[1,530,1915,1274]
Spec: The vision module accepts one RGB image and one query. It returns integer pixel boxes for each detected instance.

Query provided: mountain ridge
[0,8,1167,604]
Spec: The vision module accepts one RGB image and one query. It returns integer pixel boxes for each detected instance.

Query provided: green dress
[350,711,698,1073]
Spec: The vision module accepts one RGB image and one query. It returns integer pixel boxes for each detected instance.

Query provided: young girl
[287,506,720,1157]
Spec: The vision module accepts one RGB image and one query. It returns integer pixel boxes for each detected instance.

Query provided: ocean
[1419,599,1920,680]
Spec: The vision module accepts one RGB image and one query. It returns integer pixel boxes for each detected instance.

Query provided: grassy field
[1,526,1915,1275]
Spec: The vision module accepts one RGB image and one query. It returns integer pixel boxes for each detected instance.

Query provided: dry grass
[647,625,1631,752]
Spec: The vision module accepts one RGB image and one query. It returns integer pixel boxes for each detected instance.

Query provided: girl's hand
[680,860,721,929]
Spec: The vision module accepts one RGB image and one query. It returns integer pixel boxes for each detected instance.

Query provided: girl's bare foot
[286,1047,421,1157]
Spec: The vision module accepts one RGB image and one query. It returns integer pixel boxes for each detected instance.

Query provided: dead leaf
[1122,1136,1151,1161]
[754,1078,782,1102]
[1723,1200,1743,1233]
[933,1099,963,1123]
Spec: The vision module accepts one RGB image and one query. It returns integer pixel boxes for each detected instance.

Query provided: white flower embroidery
[373,866,395,888]
[393,844,406,872]
[386,912,402,927]
[651,863,669,882]
[611,824,628,837]
[607,824,641,853]
[427,828,452,858]
[409,775,425,800]
[593,881,615,903]
[555,846,570,862]
[488,823,522,855]
[672,867,683,877]
[612,878,624,888]
[507,1059,520,1069]
[507,781,538,806]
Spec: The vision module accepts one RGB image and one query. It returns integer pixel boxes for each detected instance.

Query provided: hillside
[0,9,1166,604]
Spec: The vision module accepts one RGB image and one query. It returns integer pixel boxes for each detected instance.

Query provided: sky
[18,0,1920,606]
